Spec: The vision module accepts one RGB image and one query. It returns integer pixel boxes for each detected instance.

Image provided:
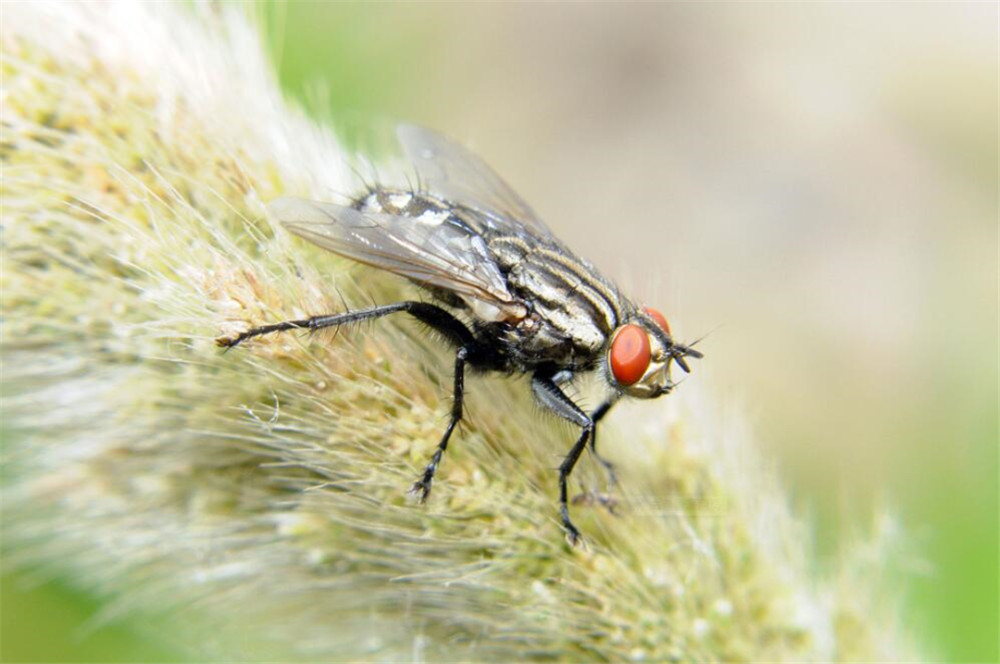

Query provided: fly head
[605,307,704,398]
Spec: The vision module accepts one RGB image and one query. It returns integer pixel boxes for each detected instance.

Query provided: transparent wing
[396,124,555,239]
[269,197,517,308]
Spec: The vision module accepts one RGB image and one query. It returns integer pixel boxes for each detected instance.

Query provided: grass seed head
[1,2,918,660]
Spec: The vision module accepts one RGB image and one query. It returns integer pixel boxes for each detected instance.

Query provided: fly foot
[560,504,585,547]
[215,334,242,349]
[563,521,584,548]
[409,478,433,504]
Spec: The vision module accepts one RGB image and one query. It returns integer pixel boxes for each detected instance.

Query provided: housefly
[218,124,703,544]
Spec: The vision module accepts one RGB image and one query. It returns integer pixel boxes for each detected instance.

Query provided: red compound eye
[609,324,651,387]
[644,307,671,335]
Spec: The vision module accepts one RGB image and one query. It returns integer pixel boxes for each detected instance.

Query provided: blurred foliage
[0,573,188,662]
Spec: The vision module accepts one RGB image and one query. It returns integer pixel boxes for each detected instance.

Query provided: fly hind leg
[217,300,480,350]
[216,302,415,348]
[218,300,485,503]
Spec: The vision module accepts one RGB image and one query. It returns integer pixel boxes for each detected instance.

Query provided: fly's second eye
[609,324,651,387]
[643,307,671,335]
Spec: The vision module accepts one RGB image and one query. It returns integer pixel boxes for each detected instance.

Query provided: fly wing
[396,124,555,240]
[268,197,519,314]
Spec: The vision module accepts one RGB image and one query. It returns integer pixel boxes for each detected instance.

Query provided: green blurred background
[3,3,997,661]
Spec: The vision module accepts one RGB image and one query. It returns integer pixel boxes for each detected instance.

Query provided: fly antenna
[685,323,724,349]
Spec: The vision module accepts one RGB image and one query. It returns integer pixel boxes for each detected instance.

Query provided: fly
[218,124,703,545]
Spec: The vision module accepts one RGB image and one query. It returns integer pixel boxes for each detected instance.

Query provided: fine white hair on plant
[1,2,918,660]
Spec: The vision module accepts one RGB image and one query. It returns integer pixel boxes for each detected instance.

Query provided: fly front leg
[550,370,620,489]
[410,345,469,503]
[532,371,594,545]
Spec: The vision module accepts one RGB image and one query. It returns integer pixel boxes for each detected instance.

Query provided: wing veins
[270,197,515,306]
